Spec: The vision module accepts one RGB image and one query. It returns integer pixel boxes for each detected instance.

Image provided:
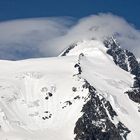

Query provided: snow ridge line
[74,54,130,140]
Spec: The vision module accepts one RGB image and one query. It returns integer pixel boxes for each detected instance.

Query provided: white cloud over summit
[0,13,140,60]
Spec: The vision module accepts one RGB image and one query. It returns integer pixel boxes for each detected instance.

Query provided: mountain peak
[0,37,140,140]
[60,39,107,57]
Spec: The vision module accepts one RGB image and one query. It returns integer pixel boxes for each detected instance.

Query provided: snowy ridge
[0,39,140,140]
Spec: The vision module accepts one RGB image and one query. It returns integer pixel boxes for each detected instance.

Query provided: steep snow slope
[0,39,140,140]
[0,57,90,140]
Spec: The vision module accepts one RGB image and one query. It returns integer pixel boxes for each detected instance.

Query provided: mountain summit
[0,37,140,140]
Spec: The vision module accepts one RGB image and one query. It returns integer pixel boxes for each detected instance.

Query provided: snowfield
[0,40,140,140]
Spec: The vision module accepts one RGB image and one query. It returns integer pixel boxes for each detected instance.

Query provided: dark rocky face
[104,37,139,76]
[61,43,77,56]
[74,58,130,140]
[104,37,140,106]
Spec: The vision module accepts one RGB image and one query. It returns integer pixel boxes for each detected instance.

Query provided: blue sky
[0,0,140,29]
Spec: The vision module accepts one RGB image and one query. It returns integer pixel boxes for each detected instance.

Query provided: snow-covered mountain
[0,37,140,140]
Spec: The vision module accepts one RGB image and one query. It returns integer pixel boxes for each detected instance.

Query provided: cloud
[47,13,140,57]
[0,13,140,60]
[0,17,74,60]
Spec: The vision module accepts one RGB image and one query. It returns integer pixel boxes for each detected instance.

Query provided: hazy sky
[0,0,140,60]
